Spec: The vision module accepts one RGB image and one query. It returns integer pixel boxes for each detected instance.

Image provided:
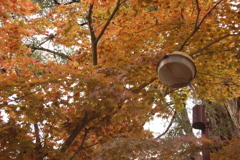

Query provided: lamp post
[157,51,210,160]
[192,105,210,160]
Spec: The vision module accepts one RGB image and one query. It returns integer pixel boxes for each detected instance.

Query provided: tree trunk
[203,99,240,140]
[226,97,240,137]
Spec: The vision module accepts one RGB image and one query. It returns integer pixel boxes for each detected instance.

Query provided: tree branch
[95,0,125,43]
[54,0,80,5]
[60,115,89,153]
[34,123,41,145]
[87,0,127,65]
[70,128,89,160]
[197,0,223,29]
[87,3,96,42]
[33,47,72,60]
[156,111,177,138]
[132,77,157,94]
[59,113,98,154]
[178,0,224,51]
[194,0,200,29]
[34,123,44,159]
[53,0,61,5]
[87,3,98,65]
[190,33,239,56]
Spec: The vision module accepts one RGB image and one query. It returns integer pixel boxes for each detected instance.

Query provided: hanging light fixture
[157,51,196,88]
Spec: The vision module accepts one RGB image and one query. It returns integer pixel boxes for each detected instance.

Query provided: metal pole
[202,126,210,160]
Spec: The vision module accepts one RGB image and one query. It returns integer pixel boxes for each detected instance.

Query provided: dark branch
[87,0,127,65]
[197,0,224,29]
[194,0,201,29]
[59,113,98,154]
[33,47,72,60]
[190,33,239,56]
[54,0,80,5]
[132,77,157,94]
[87,3,96,42]
[53,0,61,5]
[156,111,177,138]
[60,115,89,153]
[87,3,98,65]
[193,49,232,59]
[178,0,224,51]
[95,0,125,43]
[70,128,89,160]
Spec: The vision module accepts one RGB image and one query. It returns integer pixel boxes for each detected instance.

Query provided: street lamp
[157,51,210,160]
[157,51,196,88]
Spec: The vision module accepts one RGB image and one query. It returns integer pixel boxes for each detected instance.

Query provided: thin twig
[190,33,239,56]
[156,111,177,138]
[193,49,232,59]
[193,51,214,59]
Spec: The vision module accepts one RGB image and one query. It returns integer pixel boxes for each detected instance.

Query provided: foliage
[0,0,239,159]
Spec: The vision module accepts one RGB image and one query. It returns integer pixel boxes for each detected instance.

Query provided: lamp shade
[157,51,196,88]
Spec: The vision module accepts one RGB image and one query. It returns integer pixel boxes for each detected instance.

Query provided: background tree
[0,0,239,159]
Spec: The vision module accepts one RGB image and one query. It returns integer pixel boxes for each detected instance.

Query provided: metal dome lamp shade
[157,51,196,88]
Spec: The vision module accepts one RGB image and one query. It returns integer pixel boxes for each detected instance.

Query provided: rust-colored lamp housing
[157,51,196,88]
[192,105,206,130]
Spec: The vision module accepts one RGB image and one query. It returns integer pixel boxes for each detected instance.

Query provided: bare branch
[156,111,177,138]
[132,77,157,94]
[178,0,224,51]
[33,47,72,60]
[190,33,239,56]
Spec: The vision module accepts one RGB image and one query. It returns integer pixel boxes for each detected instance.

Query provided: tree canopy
[0,0,239,159]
